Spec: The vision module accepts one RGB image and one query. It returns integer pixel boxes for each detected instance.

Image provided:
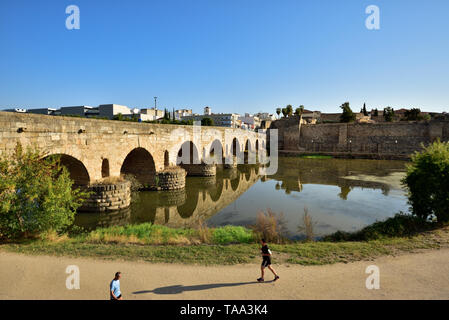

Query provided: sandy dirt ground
[1,249,449,300]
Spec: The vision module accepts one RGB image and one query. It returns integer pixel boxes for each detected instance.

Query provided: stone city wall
[270,119,449,159]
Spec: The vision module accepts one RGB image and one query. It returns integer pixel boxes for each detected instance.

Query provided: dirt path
[1,249,449,300]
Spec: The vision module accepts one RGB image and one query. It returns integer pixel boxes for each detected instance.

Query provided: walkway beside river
[1,249,448,299]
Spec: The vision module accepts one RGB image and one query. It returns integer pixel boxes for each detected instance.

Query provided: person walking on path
[110,272,123,300]
[257,239,280,282]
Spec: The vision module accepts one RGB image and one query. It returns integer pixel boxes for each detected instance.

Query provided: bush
[339,102,356,123]
[0,143,88,239]
[383,107,395,122]
[402,140,449,222]
[212,226,254,244]
[297,207,316,241]
[404,108,421,121]
[201,117,214,126]
[324,212,434,241]
[251,208,288,243]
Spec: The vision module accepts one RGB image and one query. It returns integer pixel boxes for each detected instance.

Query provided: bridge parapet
[0,111,266,187]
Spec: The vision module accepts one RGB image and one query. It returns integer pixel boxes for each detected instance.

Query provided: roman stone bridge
[0,112,267,189]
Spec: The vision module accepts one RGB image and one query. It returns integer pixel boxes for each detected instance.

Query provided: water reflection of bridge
[268,158,406,199]
[75,165,261,229]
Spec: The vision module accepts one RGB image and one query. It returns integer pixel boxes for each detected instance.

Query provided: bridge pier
[180,163,217,176]
[155,167,186,190]
[79,180,131,213]
[223,156,238,169]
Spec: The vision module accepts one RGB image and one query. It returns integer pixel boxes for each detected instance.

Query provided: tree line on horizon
[275,102,431,123]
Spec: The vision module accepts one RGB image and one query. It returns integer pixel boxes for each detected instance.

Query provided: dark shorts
[110,294,122,300]
[261,257,271,268]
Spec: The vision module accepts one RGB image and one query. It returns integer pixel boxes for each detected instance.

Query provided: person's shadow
[133,280,274,295]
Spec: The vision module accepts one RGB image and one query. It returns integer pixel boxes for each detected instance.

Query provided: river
[75,157,409,239]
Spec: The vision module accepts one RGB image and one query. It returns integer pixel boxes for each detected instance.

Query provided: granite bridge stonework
[0,112,267,212]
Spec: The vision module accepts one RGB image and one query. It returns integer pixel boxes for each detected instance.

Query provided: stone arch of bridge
[176,141,201,165]
[207,139,224,165]
[44,153,90,186]
[120,147,156,187]
[244,139,255,164]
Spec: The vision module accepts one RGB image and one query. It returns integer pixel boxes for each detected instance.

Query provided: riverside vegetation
[1,141,449,265]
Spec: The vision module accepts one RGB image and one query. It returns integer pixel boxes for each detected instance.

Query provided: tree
[201,117,214,126]
[0,143,88,239]
[113,113,124,121]
[281,108,288,118]
[164,108,170,120]
[404,108,422,121]
[361,103,368,116]
[339,102,356,123]
[286,105,293,117]
[383,107,395,122]
[372,108,379,117]
[402,140,449,222]
[295,105,305,116]
[276,108,281,119]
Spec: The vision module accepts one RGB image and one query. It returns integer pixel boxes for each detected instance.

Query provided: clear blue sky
[1,0,448,114]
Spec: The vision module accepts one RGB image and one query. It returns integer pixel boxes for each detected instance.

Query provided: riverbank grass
[80,223,255,245]
[2,218,449,266]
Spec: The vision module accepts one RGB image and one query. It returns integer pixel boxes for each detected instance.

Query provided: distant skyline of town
[2,100,445,116]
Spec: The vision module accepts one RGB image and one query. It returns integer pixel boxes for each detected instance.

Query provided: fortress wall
[270,118,449,158]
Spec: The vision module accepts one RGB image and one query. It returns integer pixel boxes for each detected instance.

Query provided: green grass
[298,154,333,159]
[84,223,199,245]
[2,227,448,266]
[72,223,258,246]
[2,216,449,266]
[212,226,254,244]
[2,240,259,265]
[272,235,442,265]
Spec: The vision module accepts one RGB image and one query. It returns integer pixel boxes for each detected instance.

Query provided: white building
[98,104,132,119]
[140,108,165,121]
[173,109,192,120]
[181,112,241,128]
[204,106,212,115]
[238,113,261,131]
[254,112,276,121]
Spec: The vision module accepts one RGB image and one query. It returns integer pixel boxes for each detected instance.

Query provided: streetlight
[154,97,157,110]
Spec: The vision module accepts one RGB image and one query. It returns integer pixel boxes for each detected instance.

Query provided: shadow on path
[133,280,274,295]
